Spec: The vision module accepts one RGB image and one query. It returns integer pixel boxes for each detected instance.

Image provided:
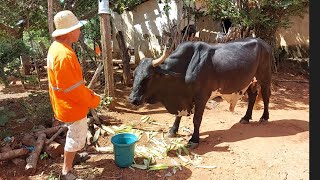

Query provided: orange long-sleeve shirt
[47,41,100,122]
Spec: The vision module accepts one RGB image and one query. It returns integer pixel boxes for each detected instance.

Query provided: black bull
[129,37,272,148]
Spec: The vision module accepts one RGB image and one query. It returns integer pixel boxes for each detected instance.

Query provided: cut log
[0,145,26,166]
[34,125,61,136]
[54,136,66,146]
[21,133,37,147]
[25,133,46,173]
[44,141,64,159]
[0,148,29,161]
[45,126,68,144]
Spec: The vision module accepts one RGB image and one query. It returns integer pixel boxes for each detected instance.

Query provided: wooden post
[116,31,132,86]
[99,0,115,109]
[47,0,54,42]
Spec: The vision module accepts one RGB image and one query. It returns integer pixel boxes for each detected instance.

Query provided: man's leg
[62,117,88,175]
[62,151,76,174]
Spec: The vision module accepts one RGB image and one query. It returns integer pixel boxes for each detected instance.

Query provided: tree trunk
[20,55,32,75]
[116,31,132,86]
[48,0,54,42]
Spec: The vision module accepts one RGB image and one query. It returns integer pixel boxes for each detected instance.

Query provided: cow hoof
[239,119,250,124]
[259,118,268,124]
[186,141,199,149]
[165,132,177,138]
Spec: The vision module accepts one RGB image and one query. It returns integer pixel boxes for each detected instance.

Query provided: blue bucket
[111,133,138,168]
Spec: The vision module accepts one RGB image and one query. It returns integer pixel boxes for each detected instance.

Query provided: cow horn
[138,45,146,60]
[152,46,170,67]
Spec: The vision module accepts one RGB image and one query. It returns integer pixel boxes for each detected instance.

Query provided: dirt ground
[0,71,309,180]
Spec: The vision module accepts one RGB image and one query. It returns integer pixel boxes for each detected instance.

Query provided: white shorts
[64,117,88,152]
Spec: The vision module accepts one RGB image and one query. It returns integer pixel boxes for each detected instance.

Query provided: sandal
[60,171,77,180]
[73,152,90,166]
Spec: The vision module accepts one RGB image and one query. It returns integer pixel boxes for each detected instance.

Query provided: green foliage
[46,172,59,180]
[203,0,308,33]
[163,0,172,17]
[97,96,113,112]
[82,14,101,43]
[202,0,308,47]
[0,0,48,38]
[0,39,31,66]
[40,152,49,160]
[111,0,147,14]
[0,38,32,86]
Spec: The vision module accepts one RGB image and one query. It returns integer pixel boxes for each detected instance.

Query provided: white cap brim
[52,20,87,38]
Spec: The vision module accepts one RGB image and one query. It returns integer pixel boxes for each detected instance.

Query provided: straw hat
[52,10,87,37]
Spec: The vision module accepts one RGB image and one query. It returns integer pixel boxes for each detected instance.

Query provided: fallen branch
[25,133,46,173]
[87,63,103,125]
[0,148,29,161]
[34,125,61,136]
[45,126,68,144]
[88,63,104,88]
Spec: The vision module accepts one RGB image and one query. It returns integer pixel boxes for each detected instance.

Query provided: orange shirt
[47,41,100,122]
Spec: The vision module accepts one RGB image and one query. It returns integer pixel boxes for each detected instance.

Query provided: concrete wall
[111,0,193,60]
[275,7,309,58]
[195,16,221,43]
[111,0,309,59]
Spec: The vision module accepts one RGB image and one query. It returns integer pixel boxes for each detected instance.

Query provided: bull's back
[209,38,265,93]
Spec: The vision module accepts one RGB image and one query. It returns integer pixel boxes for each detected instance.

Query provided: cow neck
[155,67,183,78]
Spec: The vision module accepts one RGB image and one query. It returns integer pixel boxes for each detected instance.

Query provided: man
[47,10,100,179]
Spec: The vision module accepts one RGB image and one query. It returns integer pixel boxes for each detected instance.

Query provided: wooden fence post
[99,0,115,109]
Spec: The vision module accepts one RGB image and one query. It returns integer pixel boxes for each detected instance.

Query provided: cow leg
[240,84,257,124]
[188,94,208,149]
[166,116,182,137]
[259,84,271,124]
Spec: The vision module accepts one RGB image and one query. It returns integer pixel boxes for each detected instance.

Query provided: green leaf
[149,164,168,170]
[181,146,189,156]
[40,152,48,160]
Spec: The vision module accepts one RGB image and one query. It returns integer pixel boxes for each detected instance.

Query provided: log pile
[0,117,106,174]
[0,125,68,174]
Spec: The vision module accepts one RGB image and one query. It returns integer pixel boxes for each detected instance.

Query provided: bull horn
[138,45,146,59]
[152,46,170,67]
